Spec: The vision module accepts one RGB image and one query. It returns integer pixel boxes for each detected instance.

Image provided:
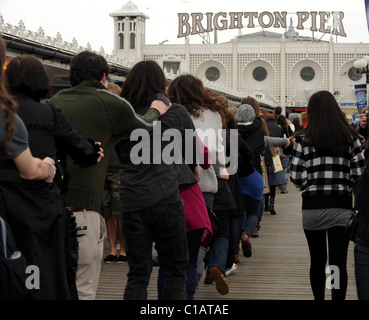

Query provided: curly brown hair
[0,36,18,153]
[167,74,228,122]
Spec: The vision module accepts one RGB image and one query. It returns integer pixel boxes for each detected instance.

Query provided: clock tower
[109,1,149,62]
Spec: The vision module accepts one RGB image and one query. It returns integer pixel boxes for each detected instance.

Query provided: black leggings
[304,226,349,300]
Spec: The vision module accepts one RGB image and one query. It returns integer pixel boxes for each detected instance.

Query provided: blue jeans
[257,196,264,228]
[284,155,290,175]
[232,215,243,255]
[242,195,262,236]
[158,228,203,300]
[354,243,369,300]
[206,209,230,273]
[121,194,188,300]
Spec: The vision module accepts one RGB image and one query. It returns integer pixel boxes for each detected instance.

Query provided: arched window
[130,33,136,49]
[118,33,124,49]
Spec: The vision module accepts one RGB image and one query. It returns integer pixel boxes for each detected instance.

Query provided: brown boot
[209,266,229,295]
[234,253,240,264]
[241,233,252,257]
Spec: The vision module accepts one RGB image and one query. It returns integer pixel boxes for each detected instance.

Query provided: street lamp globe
[363,55,369,64]
[354,58,367,69]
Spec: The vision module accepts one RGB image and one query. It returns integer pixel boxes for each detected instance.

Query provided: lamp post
[354,55,369,110]
[354,55,369,84]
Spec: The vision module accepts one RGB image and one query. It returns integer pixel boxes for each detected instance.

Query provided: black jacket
[0,93,97,300]
[14,94,99,167]
[354,164,369,245]
[237,118,265,174]
[237,133,254,178]
[115,101,199,212]
[266,118,283,138]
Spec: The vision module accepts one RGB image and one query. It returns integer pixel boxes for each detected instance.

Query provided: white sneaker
[225,263,237,276]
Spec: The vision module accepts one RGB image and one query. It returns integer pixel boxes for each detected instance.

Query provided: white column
[113,17,118,53]
[329,40,334,94]
[124,17,130,59]
[185,37,190,73]
[136,17,143,61]
[280,40,286,114]
[232,38,238,92]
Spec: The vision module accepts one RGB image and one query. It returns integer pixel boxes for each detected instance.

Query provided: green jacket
[50,79,160,213]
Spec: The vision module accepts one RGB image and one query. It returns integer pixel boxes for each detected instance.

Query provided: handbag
[0,187,28,300]
[202,208,220,247]
[272,154,283,173]
[351,164,369,244]
[260,156,270,194]
[346,209,360,242]
[212,178,236,211]
[0,216,28,300]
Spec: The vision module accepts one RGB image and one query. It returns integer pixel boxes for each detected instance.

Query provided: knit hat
[235,104,255,123]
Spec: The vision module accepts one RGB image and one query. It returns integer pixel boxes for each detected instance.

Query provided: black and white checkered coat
[290,133,366,210]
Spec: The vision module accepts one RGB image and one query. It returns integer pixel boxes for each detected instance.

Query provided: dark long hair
[0,36,18,153]
[5,54,50,101]
[167,74,228,119]
[120,60,167,108]
[276,114,288,130]
[304,90,353,155]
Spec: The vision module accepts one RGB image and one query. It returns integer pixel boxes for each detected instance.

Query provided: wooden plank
[95,181,358,300]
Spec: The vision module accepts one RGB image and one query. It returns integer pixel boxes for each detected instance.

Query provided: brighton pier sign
[177,11,347,38]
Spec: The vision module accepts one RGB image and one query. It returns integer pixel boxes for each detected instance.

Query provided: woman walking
[290,90,366,300]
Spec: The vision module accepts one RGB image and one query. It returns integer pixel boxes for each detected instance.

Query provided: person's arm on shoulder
[150,99,171,115]
[264,135,289,148]
[110,95,169,134]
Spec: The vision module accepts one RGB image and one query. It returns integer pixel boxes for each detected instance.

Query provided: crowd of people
[1,33,369,300]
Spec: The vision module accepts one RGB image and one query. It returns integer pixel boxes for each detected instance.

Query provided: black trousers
[304,226,349,300]
[121,194,188,300]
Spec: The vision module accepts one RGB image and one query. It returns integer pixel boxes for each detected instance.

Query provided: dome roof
[109,1,149,19]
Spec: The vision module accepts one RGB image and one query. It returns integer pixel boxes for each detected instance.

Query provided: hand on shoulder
[150,99,172,115]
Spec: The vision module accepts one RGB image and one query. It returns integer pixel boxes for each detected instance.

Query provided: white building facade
[1,1,368,116]
[110,1,369,116]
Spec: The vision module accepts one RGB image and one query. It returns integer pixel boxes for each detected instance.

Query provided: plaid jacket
[290,133,366,209]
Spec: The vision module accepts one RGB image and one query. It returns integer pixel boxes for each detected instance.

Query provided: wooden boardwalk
[95,180,358,300]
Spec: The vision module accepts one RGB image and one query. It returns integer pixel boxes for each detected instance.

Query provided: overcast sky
[1,0,369,54]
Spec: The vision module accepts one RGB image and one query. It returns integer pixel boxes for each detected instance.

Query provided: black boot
[264,194,270,212]
[270,197,277,215]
